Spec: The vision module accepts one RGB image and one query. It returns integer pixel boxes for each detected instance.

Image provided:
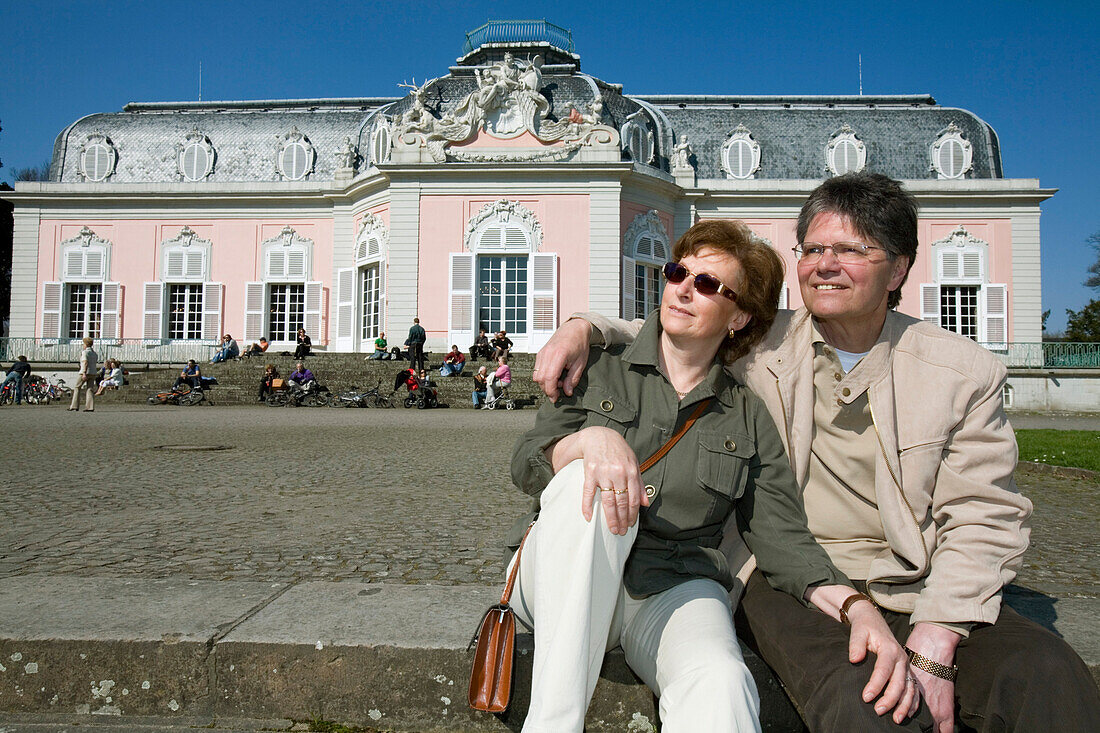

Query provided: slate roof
[639,96,1001,180]
[51,58,1001,184]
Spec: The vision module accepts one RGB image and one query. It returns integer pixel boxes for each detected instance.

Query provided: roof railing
[462,19,574,54]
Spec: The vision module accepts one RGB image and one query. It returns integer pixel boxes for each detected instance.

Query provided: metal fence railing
[980,342,1100,369]
[462,20,574,54]
[0,337,218,367]
[1,337,1096,370]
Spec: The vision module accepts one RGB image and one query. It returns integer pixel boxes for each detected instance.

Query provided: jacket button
[644,485,656,498]
[724,439,737,451]
[842,387,851,397]
[834,372,842,381]
[600,399,614,411]
[836,398,845,407]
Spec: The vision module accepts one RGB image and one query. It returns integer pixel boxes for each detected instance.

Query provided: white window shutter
[266,249,285,279]
[304,281,324,342]
[166,250,185,279]
[64,250,84,279]
[143,282,165,342]
[367,235,381,259]
[41,282,64,341]
[85,250,105,280]
[101,282,122,342]
[983,284,1008,347]
[449,253,475,347]
[920,284,941,325]
[186,250,205,280]
[622,256,637,320]
[778,284,789,310]
[244,282,266,341]
[288,249,308,279]
[504,226,527,250]
[529,253,558,350]
[940,250,961,280]
[335,267,356,350]
[962,251,982,280]
[201,282,223,341]
[479,225,503,250]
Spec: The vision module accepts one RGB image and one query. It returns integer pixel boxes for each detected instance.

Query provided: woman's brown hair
[672,219,786,364]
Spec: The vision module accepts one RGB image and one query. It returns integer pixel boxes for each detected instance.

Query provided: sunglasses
[662,261,738,302]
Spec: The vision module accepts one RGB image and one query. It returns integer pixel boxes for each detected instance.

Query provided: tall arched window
[41,226,121,342]
[334,213,389,351]
[920,227,1007,347]
[244,226,322,345]
[622,210,670,320]
[143,226,221,343]
[449,200,558,352]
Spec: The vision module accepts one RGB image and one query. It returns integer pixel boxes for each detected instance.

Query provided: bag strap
[502,397,714,605]
[639,398,712,473]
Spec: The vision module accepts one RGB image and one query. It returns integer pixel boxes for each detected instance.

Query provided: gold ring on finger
[598,486,614,492]
[614,488,627,495]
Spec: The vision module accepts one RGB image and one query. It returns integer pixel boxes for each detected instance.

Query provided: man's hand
[845,601,921,723]
[533,319,593,402]
[905,623,961,733]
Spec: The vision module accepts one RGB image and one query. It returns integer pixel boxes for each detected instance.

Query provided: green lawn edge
[1015,429,1100,472]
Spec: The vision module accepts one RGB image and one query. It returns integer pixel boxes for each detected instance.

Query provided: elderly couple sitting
[505,173,1100,732]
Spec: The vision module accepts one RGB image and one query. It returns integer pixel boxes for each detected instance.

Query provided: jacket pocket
[697,430,753,503]
[581,388,638,428]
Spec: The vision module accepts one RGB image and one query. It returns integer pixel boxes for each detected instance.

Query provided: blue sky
[1,1,1096,331]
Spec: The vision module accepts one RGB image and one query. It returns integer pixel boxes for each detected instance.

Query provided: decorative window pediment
[161,226,212,281]
[932,226,988,283]
[825,125,866,176]
[355,213,389,263]
[621,110,655,165]
[624,211,670,263]
[465,200,543,252]
[79,132,117,182]
[930,123,973,180]
[177,129,215,181]
[262,225,314,280]
[721,125,761,180]
[276,127,315,181]
[60,226,112,281]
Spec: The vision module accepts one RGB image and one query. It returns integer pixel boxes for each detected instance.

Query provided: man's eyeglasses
[792,242,889,264]
[662,262,738,302]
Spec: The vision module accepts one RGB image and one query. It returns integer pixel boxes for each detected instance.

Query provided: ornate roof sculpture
[390,53,618,163]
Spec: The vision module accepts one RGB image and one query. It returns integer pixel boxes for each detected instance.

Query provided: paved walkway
[0,406,1096,731]
[1,405,1094,595]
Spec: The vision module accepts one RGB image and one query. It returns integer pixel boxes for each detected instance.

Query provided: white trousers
[510,459,761,733]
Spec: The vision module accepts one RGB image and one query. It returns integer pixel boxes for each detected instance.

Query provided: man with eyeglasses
[532,172,1099,732]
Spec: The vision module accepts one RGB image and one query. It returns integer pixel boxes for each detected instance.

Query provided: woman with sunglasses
[506,220,897,732]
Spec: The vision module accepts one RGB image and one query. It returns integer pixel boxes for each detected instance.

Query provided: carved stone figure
[336,136,358,170]
[672,135,694,171]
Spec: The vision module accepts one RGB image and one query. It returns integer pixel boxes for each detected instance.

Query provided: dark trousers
[408,343,425,371]
[736,570,1100,732]
[294,344,311,358]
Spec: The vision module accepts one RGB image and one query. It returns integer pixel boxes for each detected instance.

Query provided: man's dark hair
[796,172,919,309]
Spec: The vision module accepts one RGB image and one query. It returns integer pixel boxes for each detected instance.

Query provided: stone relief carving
[263,225,314,249]
[932,226,988,250]
[391,55,619,163]
[623,210,668,256]
[163,225,211,249]
[62,226,112,250]
[464,200,543,252]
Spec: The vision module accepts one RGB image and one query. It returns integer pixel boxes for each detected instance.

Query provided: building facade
[4,22,1053,356]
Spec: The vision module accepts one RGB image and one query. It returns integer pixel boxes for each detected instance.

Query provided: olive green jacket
[509,313,850,599]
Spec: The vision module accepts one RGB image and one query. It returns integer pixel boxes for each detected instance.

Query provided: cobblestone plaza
[2,406,1096,598]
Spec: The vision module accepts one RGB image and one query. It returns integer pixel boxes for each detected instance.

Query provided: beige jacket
[587,308,1032,627]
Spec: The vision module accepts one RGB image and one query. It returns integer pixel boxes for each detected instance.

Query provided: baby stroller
[394,368,438,409]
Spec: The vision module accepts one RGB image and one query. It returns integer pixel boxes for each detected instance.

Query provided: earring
[728,329,737,339]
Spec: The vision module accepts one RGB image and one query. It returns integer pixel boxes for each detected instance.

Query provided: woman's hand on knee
[574,428,645,534]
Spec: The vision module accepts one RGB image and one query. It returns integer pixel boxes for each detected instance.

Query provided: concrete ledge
[0,578,1094,731]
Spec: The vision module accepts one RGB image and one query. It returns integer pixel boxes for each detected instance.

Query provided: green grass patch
[1015,429,1100,472]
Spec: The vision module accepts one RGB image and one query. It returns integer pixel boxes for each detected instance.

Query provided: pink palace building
[4,21,1052,357]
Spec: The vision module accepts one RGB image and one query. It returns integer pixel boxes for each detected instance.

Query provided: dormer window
[79,133,117,182]
[825,126,866,176]
[277,127,315,181]
[178,130,215,181]
[371,121,392,165]
[930,123,973,180]
[721,125,761,179]
[621,110,654,165]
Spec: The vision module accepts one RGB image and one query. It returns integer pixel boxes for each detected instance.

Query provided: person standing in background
[405,317,426,372]
[69,337,98,412]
